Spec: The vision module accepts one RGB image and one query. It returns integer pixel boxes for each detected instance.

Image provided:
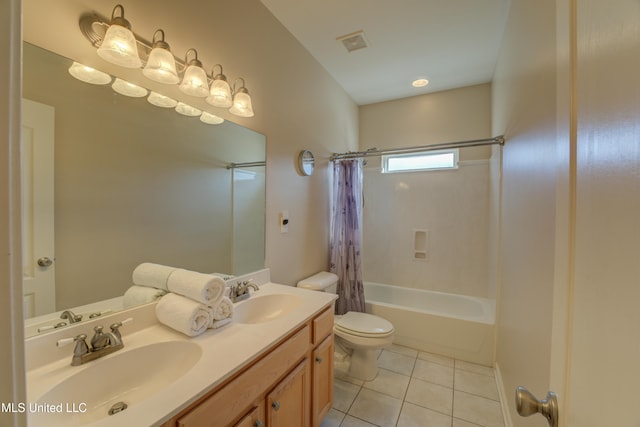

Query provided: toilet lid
[335,312,394,338]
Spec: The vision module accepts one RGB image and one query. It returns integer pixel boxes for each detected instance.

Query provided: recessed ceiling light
[412,78,429,88]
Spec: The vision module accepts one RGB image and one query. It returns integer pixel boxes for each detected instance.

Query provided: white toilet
[297,272,394,381]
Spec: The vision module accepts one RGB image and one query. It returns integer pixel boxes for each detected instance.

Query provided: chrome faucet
[229,280,259,302]
[57,318,131,366]
[60,310,83,324]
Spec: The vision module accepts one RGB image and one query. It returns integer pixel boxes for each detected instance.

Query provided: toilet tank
[297,272,339,294]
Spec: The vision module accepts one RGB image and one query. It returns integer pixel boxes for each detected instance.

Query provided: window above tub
[381,149,459,173]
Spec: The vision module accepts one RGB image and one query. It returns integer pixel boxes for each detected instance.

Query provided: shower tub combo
[364,281,495,366]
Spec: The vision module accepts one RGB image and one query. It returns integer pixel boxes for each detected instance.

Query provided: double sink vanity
[25,270,337,427]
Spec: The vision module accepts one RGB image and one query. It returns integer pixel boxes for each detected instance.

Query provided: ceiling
[260,0,511,105]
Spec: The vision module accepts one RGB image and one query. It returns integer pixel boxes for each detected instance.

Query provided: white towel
[167,269,226,305]
[210,296,233,321]
[123,285,167,308]
[155,293,212,337]
[210,317,232,329]
[132,263,177,290]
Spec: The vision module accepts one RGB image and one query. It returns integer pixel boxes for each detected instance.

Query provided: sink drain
[108,402,128,416]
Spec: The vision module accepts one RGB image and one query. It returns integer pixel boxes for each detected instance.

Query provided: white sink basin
[234,294,302,324]
[29,341,202,426]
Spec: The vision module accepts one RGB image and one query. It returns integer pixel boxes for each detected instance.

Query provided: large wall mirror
[22,42,266,337]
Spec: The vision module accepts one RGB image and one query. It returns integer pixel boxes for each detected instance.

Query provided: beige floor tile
[340,415,378,427]
[362,368,410,400]
[455,360,495,377]
[335,367,365,387]
[454,391,505,427]
[454,370,499,400]
[320,408,345,427]
[397,402,452,427]
[333,378,361,413]
[412,358,454,388]
[453,418,484,427]
[348,388,403,427]
[418,351,455,368]
[405,377,453,415]
[378,350,417,376]
[386,344,419,358]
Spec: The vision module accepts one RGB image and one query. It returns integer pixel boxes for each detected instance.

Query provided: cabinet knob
[271,401,280,411]
[315,356,323,363]
[253,421,264,427]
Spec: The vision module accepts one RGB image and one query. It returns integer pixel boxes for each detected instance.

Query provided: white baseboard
[495,362,514,427]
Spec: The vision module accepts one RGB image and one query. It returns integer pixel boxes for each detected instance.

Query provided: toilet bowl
[297,272,395,381]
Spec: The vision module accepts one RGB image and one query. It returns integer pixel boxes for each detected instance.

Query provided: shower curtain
[329,159,365,315]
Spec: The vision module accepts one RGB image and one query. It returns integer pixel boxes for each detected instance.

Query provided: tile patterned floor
[321,344,505,427]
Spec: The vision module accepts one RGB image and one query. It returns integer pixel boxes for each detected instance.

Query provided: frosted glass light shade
[179,65,209,97]
[175,102,202,116]
[97,24,142,68]
[68,62,112,85]
[206,78,233,107]
[112,78,148,97]
[200,112,224,125]
[229,91,254,118]
[143,47,180,84]
[147,91,178,108]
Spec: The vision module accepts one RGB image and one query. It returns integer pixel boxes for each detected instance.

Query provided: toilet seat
[335,312,394,338]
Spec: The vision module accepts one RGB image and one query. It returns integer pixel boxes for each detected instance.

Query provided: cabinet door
[312,334,334,427]
[234,401,265,427]
[267,358,310,427]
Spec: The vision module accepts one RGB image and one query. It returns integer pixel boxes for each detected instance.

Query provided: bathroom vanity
[163,303,334,427]
[25,276,336,427]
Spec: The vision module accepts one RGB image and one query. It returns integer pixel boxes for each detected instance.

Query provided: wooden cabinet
[312,334,334,427]
[164,305,334,427]
[266,359,310,427]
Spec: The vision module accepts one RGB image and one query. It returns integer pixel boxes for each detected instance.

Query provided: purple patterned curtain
[329,159,365,315]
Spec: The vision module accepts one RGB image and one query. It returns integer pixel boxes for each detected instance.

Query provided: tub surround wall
[359,84,495,299]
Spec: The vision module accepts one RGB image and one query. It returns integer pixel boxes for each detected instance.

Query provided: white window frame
[381,148,459,173]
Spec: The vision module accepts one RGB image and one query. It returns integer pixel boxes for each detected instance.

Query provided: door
[312,335,333,427]
[21,99,55,317]
[267,359,310,427]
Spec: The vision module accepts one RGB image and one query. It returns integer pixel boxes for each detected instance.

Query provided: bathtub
[364,281,495,366]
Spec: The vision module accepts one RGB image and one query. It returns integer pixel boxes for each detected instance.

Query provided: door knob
[515,386,559,427]
[37,257,53,267]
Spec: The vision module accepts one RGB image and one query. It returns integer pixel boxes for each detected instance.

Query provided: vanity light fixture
[96,4,141,69]
[147,91,178,108]
[206,64,233,108]
[200,112,225,125]
[229,78,254,118]
[79,4,256,116]
[142,30,180,84]
[175,102,202,117]
[179,49,210,97]
[112,78,148,97]
[68,62,112,85]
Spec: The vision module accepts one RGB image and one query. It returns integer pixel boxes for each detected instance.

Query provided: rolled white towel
[167,269,225,305]
[210,296,233,321]
[132,263,177,290]
[210,317,232,329]
[155,293,212,337]
[123,285,167,308]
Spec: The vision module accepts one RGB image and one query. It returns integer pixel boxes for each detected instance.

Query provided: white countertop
[25,282,336,427]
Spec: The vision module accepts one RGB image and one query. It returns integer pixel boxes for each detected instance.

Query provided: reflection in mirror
[22,42,266,337]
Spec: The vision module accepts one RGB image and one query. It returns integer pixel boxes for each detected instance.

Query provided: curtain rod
[226,161,266,169]
[330,136,505,161]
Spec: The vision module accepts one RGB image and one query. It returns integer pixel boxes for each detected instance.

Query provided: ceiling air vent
[337,30,368,53]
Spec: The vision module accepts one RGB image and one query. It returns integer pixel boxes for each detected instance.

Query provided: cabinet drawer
[177,325,310,427]
[312,307,333,345]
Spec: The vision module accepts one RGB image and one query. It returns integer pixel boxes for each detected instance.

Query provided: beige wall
[492,0,559,425]
[1,1,27,426]
[21,0,359,287]
[360,84,493,161]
